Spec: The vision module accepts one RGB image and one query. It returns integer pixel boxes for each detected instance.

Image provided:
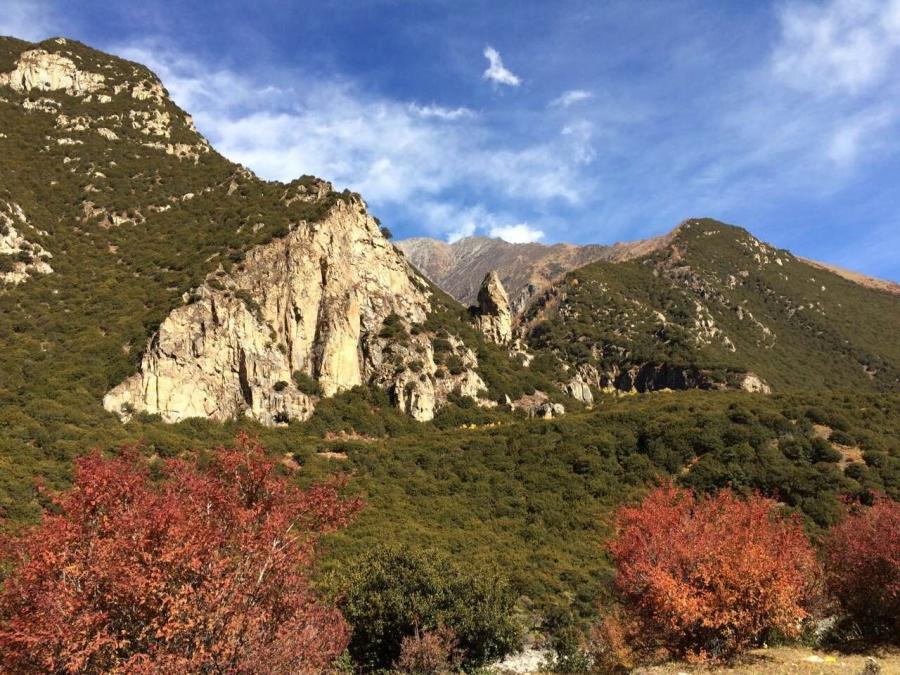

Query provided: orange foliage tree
[824,495,900,638]
[0,434,362,673]
[608,482,819,661]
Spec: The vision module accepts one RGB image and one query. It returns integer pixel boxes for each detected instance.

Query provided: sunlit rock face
[105,194,485,425]
[474,270,513,345]
[0,48,105,96]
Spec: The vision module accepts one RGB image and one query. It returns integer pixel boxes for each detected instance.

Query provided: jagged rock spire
[475,270,513,345]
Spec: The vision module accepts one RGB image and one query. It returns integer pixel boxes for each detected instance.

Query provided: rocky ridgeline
[104,187,488,425]
[0,39,208,159]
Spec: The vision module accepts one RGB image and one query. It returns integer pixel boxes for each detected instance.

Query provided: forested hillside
[522,218,900,394]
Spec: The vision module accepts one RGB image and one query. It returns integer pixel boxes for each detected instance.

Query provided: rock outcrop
[0,202,52,285]
[564,373,594,404]
[509,391,566,418]
[104,191,486,424]
[474,271,513,345]
[568,362,770,396]
[0,47,105,96]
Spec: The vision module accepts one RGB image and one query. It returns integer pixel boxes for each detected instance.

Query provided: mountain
[1,35,899,642]
[396,233,676,314]
[0,36,558,433]
[520,218,900,396]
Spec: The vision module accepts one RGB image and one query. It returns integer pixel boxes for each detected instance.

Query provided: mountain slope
[397,233,675,314]
[521,219,900,394]
[0,36,899,626]
[0,37,551,438]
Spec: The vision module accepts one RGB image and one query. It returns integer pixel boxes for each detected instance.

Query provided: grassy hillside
[523,218,900,392]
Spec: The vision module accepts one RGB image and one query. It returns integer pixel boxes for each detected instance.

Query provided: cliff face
[104,192,486,424]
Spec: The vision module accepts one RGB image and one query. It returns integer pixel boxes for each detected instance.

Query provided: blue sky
[4,0,900,280]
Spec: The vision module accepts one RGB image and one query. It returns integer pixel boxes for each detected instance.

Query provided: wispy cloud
[772,0,900,96]
[0,0,59,42]
[550,89,592,107]
[446,221,476,243]
[489,223,544,243]
[482,46,521,87]
[408,103,475,120]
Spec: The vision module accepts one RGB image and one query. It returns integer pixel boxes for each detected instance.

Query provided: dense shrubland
[0,435,896,672]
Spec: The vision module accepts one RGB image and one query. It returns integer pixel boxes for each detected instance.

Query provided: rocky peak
[397,231,679,316]
[104,196,487,425]
[474,270,513,345]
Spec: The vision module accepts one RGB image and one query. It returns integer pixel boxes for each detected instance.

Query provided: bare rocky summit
[397,231,677,315]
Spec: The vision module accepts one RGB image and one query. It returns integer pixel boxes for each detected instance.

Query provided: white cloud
[773,0,900,95]
[409,103,475,120]
[551,89,592,107]
[482,46,521,86]
[113,42,585,242]
[826,106,895,164]
[561,120,596,163]
[0,0,58,42]
[447,221,476,242]
[489,223,544,243]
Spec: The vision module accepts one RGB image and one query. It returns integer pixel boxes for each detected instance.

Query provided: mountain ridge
[398,228,900,313]
[0,35,548,429]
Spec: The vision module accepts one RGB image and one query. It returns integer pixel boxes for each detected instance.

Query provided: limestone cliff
[104,191,486,424]
[473,271,513,345]
[0,201,52,285]
[0,45,105,96]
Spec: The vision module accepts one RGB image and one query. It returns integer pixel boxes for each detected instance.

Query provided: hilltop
[519,218,900,396]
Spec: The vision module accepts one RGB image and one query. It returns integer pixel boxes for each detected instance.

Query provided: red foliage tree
[824,495,900,637]
[608,483,819,661]
[0,434,362,673]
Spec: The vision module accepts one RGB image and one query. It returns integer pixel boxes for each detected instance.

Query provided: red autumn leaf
[0,433,362,673]
[607,481,820,661]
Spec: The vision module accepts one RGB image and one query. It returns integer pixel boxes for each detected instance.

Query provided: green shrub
[293,371,321,396]
[829,429,855,446]
[335,545,521,671]
[812,437,842,463]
